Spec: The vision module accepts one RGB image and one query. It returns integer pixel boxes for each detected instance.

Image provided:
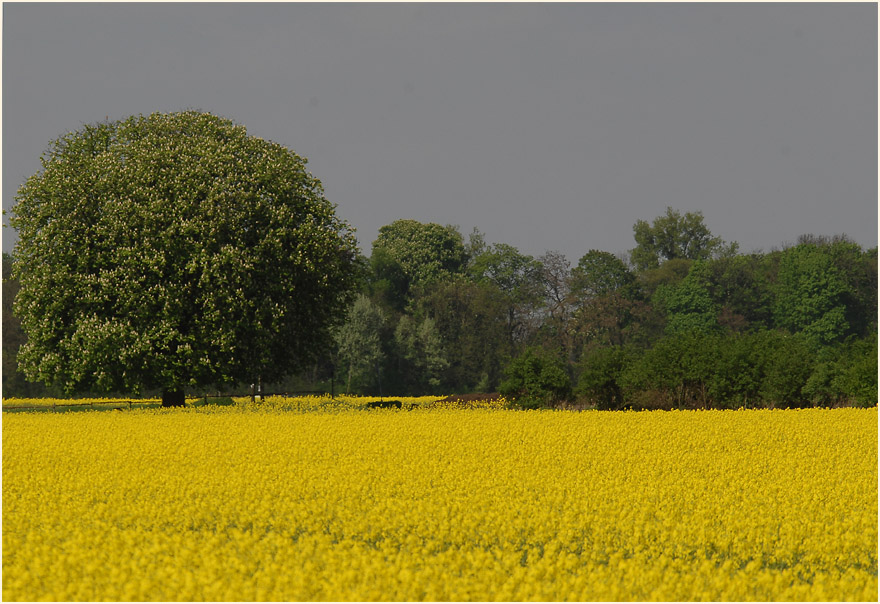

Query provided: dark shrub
[576,346,634,410]
[366,400,403,409]
[500,347,571,409]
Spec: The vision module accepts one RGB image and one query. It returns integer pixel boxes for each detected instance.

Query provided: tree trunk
[161,388,186,407]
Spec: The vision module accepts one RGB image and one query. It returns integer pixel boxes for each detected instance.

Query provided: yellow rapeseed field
[2,401,877,601]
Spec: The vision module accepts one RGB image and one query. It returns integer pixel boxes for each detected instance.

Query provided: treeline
[331,208,877,409]
[3,207,877,409]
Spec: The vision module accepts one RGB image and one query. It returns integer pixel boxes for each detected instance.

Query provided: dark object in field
[366,400,403,409]
[161,389,186,408]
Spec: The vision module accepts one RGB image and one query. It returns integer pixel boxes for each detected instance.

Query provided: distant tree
[758,332,815,407]
[630,207,732,272]
[10,111,359,406]
[469,242,543,345]
[572,293,660,349]
[707,332,768,408]
[535,250,576,363]
[819,237,877,339]
[500,346,572,409]
[570,250,635,299]
[637,257,694,300]
[654,261,720,335]
[705,253,773,331]
[2,254,21,387]
[369,246,411,313]
[470,243,539,298]
[829,336,877,407]
[802,335,878,407]
[334,294,386,393]
[370,220,467,303]
[576,346,635,410]
[394,315,448,391]
[415,279,510,392]
[621,332,719,410]
[567,250,656,350]
[773,243,850,344]
[463,227,488,264]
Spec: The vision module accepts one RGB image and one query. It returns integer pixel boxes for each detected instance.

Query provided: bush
[758,332,815,408]
[832,336,878,407]
[576,346,634,410]
[500,347,572,409]
[620,332,718,410]
[587,329,873,410]
[803,336,878,407]
[708,332,767,409]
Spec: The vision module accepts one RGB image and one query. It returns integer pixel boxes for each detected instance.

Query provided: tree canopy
[370,219,466,303]
[10,111,359,405]
[630,207,732,271]
[571,250,635,299]
[773,242,850,344]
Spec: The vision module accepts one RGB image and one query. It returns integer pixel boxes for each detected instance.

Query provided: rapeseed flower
[2,404,876,601]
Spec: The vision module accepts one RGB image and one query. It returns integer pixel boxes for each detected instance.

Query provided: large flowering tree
[11,111,359,406]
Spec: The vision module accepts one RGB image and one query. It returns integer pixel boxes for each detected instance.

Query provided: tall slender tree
[334,294,386,393]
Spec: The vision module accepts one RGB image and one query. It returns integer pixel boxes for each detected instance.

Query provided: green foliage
[758,332,815,408]
[831,336,878,407]
[534,251,576,361]
[10,111,358,397]
[368,245,411,313]
[191,396,236,408]
[637,258,693,300]
[334,294,386,393]
[802,357,836,407]
[500,347,572,409]
[468,242,543,346]
[806,236,877,339]
[571,250,635,299]
[773,243,850,344]
[653,261,720,336]
[371,220,466,300]
[576,346,634,410]
[9,143,876,412]
[630,207,728,272]
[707,332,770,408]
[620,332,719,410]
[611,329,873,410]
[572,293,661,349]
[463,227,488,264]
[569,255,658,351]
[2,252,55,397]
[415,280,511,392]
[803,336,878,407]
[705,254,773,331]
[394,315,449,390]
[469,243,541,301]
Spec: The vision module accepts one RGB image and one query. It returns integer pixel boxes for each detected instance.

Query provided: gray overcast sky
[3,2,877,262]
